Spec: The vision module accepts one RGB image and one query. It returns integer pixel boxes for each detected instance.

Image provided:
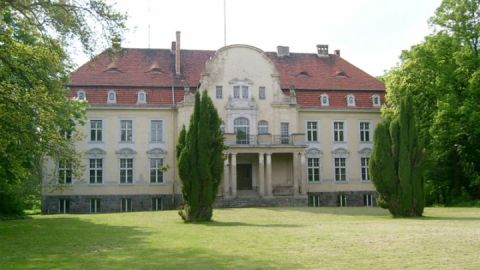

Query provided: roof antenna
[223,0,227,47]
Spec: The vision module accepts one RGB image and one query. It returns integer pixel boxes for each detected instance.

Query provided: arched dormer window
[346,94,356,107]
[320,94,329,106]
[229,78,254,100]
[137,90,146,104]
[258,120,269,134]
[107,90,117,104]
[372,94,381,107]
[77,90,86,101]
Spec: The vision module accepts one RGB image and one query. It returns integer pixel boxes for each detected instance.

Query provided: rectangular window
[152,198,163,211]
[216,86,223,99]
[334,158,347,182]
[306,121,318,142]
[307,158,320,182]
[120,158,133,184]
[338,194,347,207]
[90,199,101,213]
[360,122,370,142]
[150,158,164,183]
[308,195,320,207]
[151,120,163,142]
[241,85,249,99]
[333,121,344,142]
[121,198,132,212]
[89,159,103,184]
[361,157,370,181]
[59,199,70,213]
[280,122,289,144]
[58,160,72,184]
[120,120,133,142]
[259,87,266,100]
[90,120,102,142]
[233,86,240,98]
[364,194,374,207]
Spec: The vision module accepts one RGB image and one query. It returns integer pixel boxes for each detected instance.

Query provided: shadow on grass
[202,220,303,228]
[417,216,480,221]
[0,216,300,270]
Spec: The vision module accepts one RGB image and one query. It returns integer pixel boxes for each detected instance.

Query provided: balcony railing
[224,133,306,146]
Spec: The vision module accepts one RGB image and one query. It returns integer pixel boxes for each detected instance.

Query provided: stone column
[292,152,299,196]
[265,153,272,197]
[258,152,265,196]
[223,155,230,198]
[231,153,237,197]
[300,152,307,195]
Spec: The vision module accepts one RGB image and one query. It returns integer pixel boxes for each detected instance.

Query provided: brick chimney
[277,46,290,57]
[334,49,340,56]
[175,31,181,76]
[317,44,329,57]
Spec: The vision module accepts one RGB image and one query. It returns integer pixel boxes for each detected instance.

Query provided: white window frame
[107,90,117,104]
[346,94,356,107]
[359,121,371,143]
[258,120,269,134]
[334,157,347,182]
[58,199,69,213]
[364,194,374,207]
[90,198,101,213]
[320,94,329,106]
[89,158,103,184]
[333,121,345,142]
[338,194,347,207]
[259,86,266,100]
[150,120,163,143]
[232,84,249,100]
[216,86,223,99]
[119,158,134,184]
[77,90,86,100]
[152,197,163,211]
[121,198,132,212]
[58,160,72,184]
[308,195,320,207]
[120,119,133,142]
[150,158,164,184]
[137,90,146,104]
[307,157,320,182]
[90,120,103,142]
[306,121,318,142]
[361,157,370,181]
[372,94,381,107]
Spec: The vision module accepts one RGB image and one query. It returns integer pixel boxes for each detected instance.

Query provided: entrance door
[237,164,252,190]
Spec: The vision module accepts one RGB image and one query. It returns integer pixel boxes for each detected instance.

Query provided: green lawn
[1,207,479,270]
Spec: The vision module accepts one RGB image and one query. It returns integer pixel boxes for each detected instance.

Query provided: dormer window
[107,90,116,104]
[77,90,86,100]
[372,95,381,107]
[320,94,329,106]
[137,90,146,104]
[346,94,356,107]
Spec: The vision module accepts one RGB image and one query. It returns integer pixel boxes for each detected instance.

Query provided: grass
[1,207,479,270]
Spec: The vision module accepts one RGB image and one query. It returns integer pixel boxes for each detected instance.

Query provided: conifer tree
[177,91,224,222]
[370,95,424,217]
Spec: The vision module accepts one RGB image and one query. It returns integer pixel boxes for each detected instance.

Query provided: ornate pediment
[332,147,350,158]
[86,148,106,158]
[116,147,137,158]
[146,148,167,158]
[228,78,254,85]
[358,147,372,157]
[306,148,323,158]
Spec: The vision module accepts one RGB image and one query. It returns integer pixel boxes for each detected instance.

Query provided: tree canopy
[0,0,126,215]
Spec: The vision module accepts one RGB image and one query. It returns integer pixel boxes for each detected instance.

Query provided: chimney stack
[334,49,340,56]
[175,31,181,76]
[277,46,290,57]
[317,44,329,57]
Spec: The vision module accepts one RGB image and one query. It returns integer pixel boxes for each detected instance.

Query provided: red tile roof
[68,47,385,108]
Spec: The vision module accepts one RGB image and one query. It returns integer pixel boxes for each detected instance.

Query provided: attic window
[335,71,348,77]
[77,90,86,101]
[148,67,163,73]
[320,94,329,106]
[372,95,381,107]
[137,90,146,104]
[346,94,356,107]
[107,90,117,104]
[296,71,311,77]
[105,62,122,73]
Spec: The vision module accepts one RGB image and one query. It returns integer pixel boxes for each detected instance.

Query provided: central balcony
[224,133,306,146]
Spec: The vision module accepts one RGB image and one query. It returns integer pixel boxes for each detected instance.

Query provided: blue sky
[74,0,443,77]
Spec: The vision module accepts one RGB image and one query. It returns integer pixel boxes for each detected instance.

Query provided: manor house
[42,32,385,213]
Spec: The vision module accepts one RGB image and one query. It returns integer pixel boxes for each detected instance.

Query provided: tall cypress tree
[177,90,224,222]
[370,95,424,217]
